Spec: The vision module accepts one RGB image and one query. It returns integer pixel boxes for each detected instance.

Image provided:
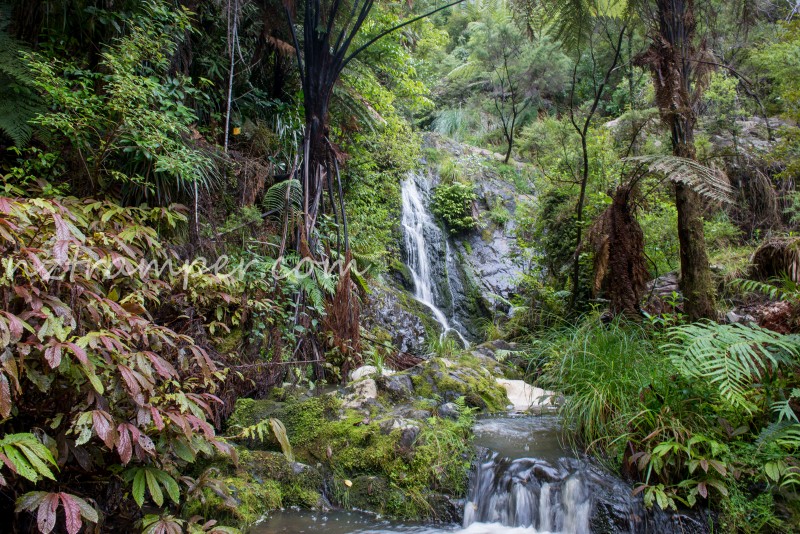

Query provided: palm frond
[624,155,734,203]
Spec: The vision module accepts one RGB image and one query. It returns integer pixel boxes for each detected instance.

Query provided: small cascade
[400,174,469,346]
[463,451,592,533]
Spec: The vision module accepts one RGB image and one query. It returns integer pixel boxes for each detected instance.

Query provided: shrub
[0,191,240,531]
[431,181,478,234]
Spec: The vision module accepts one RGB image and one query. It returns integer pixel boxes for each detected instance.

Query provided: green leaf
[155,470,180,504]
[132,469,146,507]
[145,468,164,506]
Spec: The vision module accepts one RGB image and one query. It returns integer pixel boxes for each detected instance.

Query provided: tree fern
[624,155,734,204]
[665,322,800,412]
[0,14,41,146]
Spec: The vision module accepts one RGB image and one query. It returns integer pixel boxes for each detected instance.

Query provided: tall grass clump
[536,316,676,455]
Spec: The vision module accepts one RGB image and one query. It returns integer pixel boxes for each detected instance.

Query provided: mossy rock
[389,257,415,291]
[226,391,475,521]
[182,450,324,530]
[409,356,509,412]
[182,467,281,529]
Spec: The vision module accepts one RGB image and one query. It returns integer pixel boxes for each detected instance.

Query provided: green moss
[182,470,281,529]
[220,355,512,521]
[411,356,509,412]
[182,449,324,530]
[389,257,415,289]
[230,389,475,520]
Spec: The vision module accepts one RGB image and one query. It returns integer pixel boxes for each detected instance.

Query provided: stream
[251,415,707,534]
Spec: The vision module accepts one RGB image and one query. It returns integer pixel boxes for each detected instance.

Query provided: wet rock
[532,462,563,482]
[392,405,432,420]
[409,355,510,412]
[342,379,378,409]
[437,402,460,420]
[351,365,395,381]
[726,310,756,324]
[378,373,414,400]
[361,283,431,355]
[398,425,420,450]
[378,417,420,450]
[496,378,558,413]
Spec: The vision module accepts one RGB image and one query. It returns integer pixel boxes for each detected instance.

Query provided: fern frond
[730,278,795,301]
[624,155,734,204]
[665,322,800,412]
[263,179,302,220]
[546,0,592,52]
[0,30,42,146]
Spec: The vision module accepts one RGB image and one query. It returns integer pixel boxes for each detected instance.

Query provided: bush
[431,181,478,234]
[536,316,800,526]
[0,191,243,531]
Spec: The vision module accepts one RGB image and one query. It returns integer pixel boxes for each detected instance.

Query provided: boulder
[496,378,557,413]
[437,402,461,420]
[342,378,378,409]
[378,373,414,400]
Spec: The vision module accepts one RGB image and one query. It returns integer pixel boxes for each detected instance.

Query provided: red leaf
[151,407,164,430]
[0,311,25,342]
[44,344,62,368]
[37,493,59,534]
[92,410,116,449]
[137,433,156,456]
[65,343,88,365]
[118,365,141,396]
[0,197,15,214]
[697,482,708,499]
[116,424,132,464]
[144,351,177,379]
[23,249,50,281]
[59,493,82,534]
[0,373,11,418]
[0,452,16,472]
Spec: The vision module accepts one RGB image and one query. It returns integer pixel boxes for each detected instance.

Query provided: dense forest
[2,0,800,532]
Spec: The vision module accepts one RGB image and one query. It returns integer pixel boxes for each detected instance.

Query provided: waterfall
[463,451,592,533]
[400,173,468,345]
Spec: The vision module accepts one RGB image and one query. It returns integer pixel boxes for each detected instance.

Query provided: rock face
[361,282,433,355]
[395,134,527,343]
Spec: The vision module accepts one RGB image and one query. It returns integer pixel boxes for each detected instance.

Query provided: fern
[0,20,41,146]
[665,322,800,412]
[624,155,734,204]
[227,417,294,462]
[263,179,302,220]
[731,277,800,302]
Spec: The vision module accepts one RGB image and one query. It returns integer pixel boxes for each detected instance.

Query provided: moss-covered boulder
[409,354,509,412]
[181,450,322,530]
[216,355,511,523]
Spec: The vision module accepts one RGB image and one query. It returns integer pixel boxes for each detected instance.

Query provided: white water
[461,452,591,533]
[400,175,469,346]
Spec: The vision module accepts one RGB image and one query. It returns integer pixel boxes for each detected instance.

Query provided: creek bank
[204,352,519,530]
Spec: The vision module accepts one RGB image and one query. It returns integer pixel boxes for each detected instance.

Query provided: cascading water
[462,451,592,533]
[253,416,707,534]
[400,173,469,346]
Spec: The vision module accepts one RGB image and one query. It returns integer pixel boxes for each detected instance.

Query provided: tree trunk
[674,182,715,319]
[503,133,513,163]
[639,0,716,320]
